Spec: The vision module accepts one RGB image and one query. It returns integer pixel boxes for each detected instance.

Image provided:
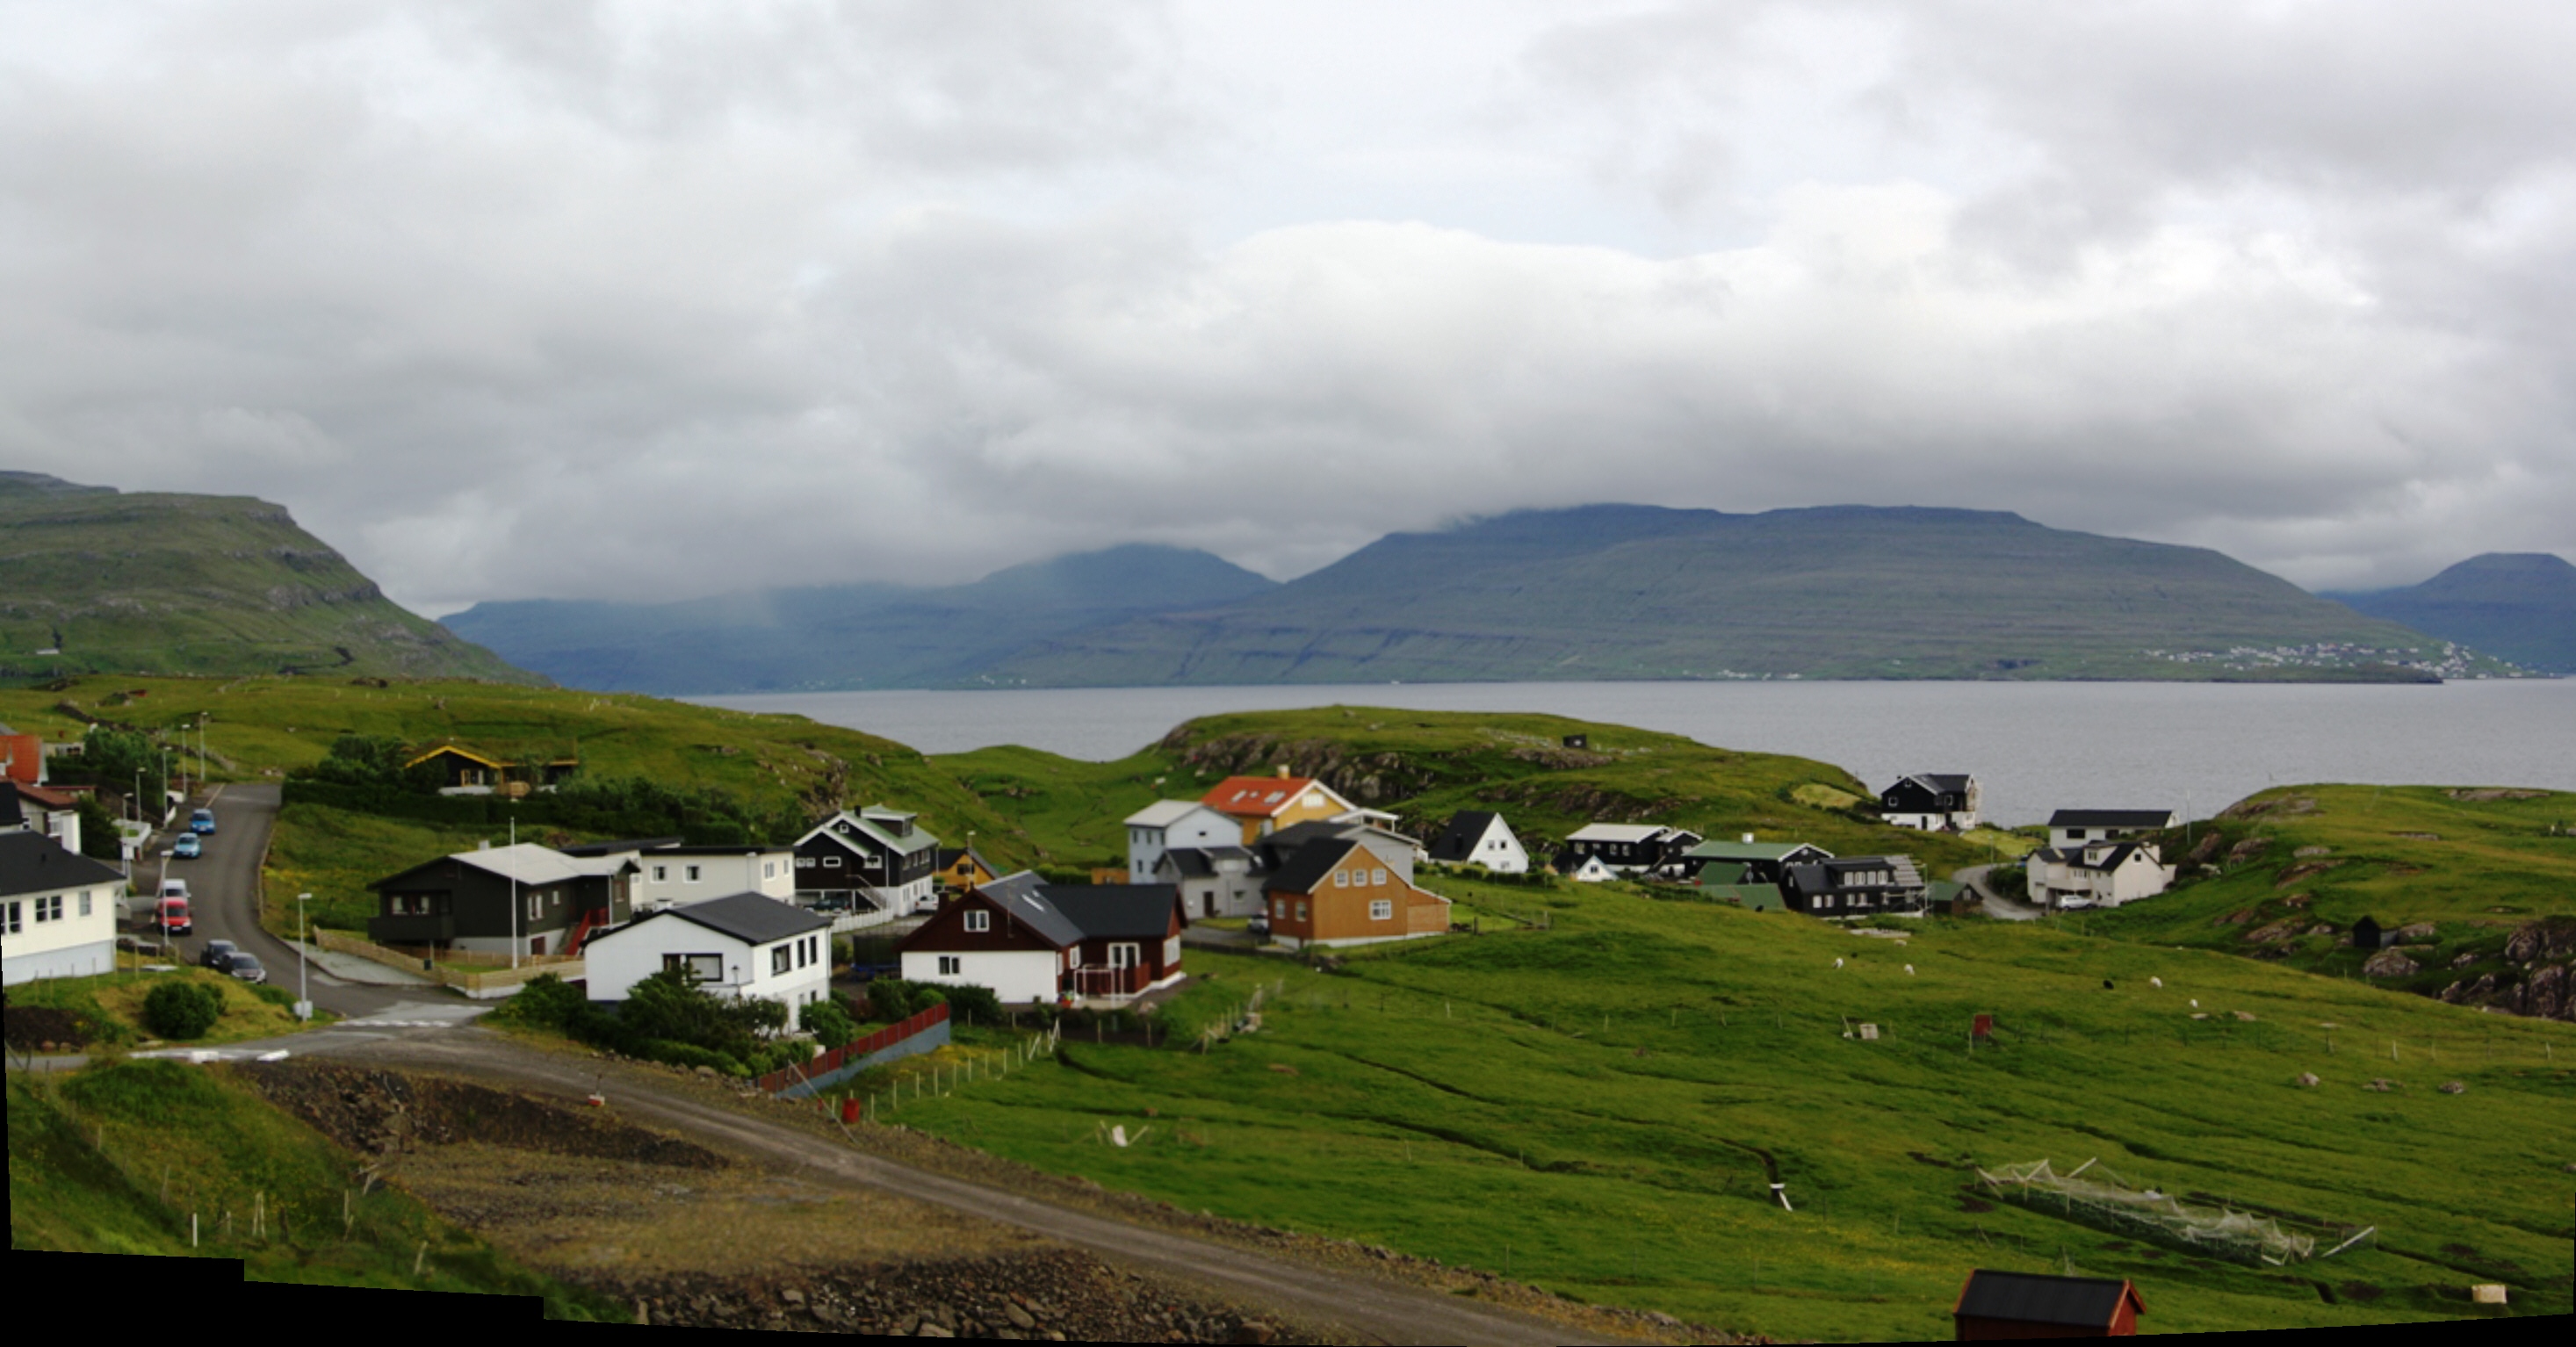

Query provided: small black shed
[2349,915,2385,951]
[1952,1270,2143,1338]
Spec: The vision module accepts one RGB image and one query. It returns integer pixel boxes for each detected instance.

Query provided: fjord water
[696,678,2575,826]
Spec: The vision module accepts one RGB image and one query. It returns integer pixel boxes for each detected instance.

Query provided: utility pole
[296,892,313,1020]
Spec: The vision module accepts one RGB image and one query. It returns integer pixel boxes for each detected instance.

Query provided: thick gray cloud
[2,0,2565,615]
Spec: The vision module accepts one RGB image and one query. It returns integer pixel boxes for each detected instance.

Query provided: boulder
[2438,1081,2465,1094]
[2363,949,2421,979]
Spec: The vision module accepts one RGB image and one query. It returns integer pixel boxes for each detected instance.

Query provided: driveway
[1954,864,2047,921]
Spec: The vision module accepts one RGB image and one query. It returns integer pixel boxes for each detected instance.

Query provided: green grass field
[6,1059,620,1314]
[865,885,2572,1340]
[11,967,326,1047]
[2088,785,2576,1001]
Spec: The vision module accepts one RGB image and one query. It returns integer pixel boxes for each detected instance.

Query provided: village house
[581,891,833,1029]
[2024,839,2176,908]
[1261,835,1450,948]
[792,804,942,917]
[1879,774,1982,831]
[6,780,86,855]
[933,846,999,893]
[1425,810,1530,874]
[1952,1270,2144,1339]
[897,873,1187,1005]
[403,743,581,796]
[1684,836,1833,887]
[1122,799,1245,881]
[1779,855,1929,918]
[0,725,48,787]
[1,818,126,984]
[558,837,796,912]
[368,842,636,959]
[1200,771,1359,844]
[1558,852,1617,882]
[2046,809,2176,848]
[1559,822,1705,876]
[1152,843,1263,919]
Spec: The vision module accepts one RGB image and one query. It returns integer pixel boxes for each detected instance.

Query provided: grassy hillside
[444,544,1279,695]
[2082,785,2576,1012]
[876,890,2572,1341]
[985,505,2492,686]
[0,473,537,684]
[6,1059,619,1315]
[2326,552,2576,674]
[936,705,2000,875]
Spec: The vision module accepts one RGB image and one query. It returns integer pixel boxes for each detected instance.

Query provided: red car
[154,896,192,935]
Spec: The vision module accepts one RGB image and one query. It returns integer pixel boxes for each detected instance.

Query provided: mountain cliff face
[2326,553,2576,674]
[983,505,2483,686]
[0,472,538,683]
[442,544,1279,694]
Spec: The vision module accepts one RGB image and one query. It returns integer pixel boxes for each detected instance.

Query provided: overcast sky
[4,1,2568,616]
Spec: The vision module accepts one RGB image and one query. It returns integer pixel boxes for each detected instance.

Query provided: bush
[939,982,1004,1026]
[493,973,588,1030]
[802,998,857,1050]
[142,979,224,1039]
[863,976,937,1022]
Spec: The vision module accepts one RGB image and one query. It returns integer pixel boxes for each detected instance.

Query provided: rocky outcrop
[2362,949,2421,978]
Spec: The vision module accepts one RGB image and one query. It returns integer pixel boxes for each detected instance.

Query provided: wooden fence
[760,1002,950,1098]
[313,929,582,998]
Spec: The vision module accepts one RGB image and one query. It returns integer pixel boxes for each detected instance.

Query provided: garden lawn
[869,886,2572,1341]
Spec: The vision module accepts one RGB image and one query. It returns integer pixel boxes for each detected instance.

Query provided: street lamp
[296,891,313,1020]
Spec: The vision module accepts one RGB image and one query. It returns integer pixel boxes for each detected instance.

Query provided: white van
[161,878,191,902]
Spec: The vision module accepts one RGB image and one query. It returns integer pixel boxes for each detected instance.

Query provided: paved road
[1955,864,2046,921]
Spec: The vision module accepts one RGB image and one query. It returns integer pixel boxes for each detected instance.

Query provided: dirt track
[345,1029,1670,1346]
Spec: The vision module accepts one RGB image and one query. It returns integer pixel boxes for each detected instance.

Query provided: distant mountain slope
[443,544,1279,694]
[0,472,540,683]
[2325,553,2576,674]
[984,505,2487,685]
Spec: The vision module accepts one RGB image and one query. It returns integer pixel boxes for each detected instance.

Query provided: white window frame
[1371,868,1388,885]
[1370,898,1393,921]
[964,909,991,933]
[1332,868,1348,888]
[771,945,793,976]
[938,955,962,976]
[1,900,18,934]
[79,890,93,917]
[35,893,61,922]
[652,864,667,882]
[1109,942,1140,969]
[685,864,702,882]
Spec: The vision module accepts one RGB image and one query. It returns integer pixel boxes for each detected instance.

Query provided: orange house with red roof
[1201,770,1358,844]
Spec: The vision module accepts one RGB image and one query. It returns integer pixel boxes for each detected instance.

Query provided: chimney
[1276,766,1289,778]
[479,839,491,850]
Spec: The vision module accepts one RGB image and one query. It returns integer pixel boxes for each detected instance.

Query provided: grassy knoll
[2086,785,2576,1003]
[865,890,2572,1340]
[11,968,327,1048]
[6,1059,621,1315]
[939,706,1995,876]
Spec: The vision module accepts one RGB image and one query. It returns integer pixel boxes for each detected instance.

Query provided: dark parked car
[226,954,268,984]
[198,939,238,971]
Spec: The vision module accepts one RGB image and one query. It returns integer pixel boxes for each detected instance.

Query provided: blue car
[190,808,216,834]
[173,832,201,859]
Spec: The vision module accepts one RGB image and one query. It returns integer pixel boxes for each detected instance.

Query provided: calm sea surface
[693,679,2575,826]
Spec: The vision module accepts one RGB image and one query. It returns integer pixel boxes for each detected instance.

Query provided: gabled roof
[11,780,80,810]
[2048,809,2176,829]
[802,808,941,857]
[1201,775,1347,819]
[1952,1271,2142,1329]
[622,891,830,947]
[1426,810,1509,862]
[935,846,995,873]
[1684,839,1830,863]
[405,744,510,770]
[1125,799,1228,829]
[373,843,635,891]
[0,831,127,896]
[1158,846,1253,878]
[1046,885,1184,940]
[970,871,1086,947]
[2031,842,2150,872]
[1265,837,1363,895]
[1566,822,1669,844]
[1887,773,1975,796]
[1701,882,1785,911]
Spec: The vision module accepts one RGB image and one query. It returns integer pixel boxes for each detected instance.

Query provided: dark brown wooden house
[1952,1271,2143,1339]
[895,873,1186,1004]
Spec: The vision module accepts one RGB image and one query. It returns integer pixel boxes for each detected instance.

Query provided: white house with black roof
[1122,800,1243,882]
[2,829,126,984]
[792,804,942,917]
[1153,844,1265,919]
[1560,822,1703,876]
[581,891,834,1030]
[1878,774,1981,831]
[1779,855,1928,918]
[2026,840,2176,908]
[1425,810,1530,874]
[2046,810,2176,848]
[898,873,1187,1005]
[559,836,797,912]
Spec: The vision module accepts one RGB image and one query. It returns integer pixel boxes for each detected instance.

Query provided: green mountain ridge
[0,472,539,684]
[442,544,1279,694]
[2324,552,2576,674]
[987,504,2491,686]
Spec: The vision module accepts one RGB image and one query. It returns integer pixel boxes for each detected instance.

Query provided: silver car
[226,953,269,984]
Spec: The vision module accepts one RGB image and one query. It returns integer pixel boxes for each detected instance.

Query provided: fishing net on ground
[1976,1159,2372,1266]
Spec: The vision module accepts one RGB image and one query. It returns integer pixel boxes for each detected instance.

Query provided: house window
[824,855,842,868]
[1371,868,1387,885]
[1109,942,1139,969]
[652,864,667,882]
[1332,868,1347,888]
[964,910,991,933]
[763,861,777,879]
[529,892,542,919]
[938,955,962,976]
[35,894,61,922]
[685,864,702,882]
[664,953,723,982]
[1370,899,1393,921]
[79,890,93,917]
[797,856,816,868]
[1273,897,1287,919]
[1295,902,1309,921]
[1,901,18,933]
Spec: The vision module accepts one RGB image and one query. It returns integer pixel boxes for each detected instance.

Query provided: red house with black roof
[1952,1271,2143,1339]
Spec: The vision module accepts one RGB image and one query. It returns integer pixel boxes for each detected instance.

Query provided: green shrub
[939,982,1004,1026]
[864,976,939,1022]
[493,973,588,1030]
[141,980,224,1039]
[802,998,858,1049]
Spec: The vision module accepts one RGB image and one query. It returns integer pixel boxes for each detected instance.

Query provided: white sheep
[1834,957,1845,969]
[2151,976,2163,988]
[1905,964,1916,975]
